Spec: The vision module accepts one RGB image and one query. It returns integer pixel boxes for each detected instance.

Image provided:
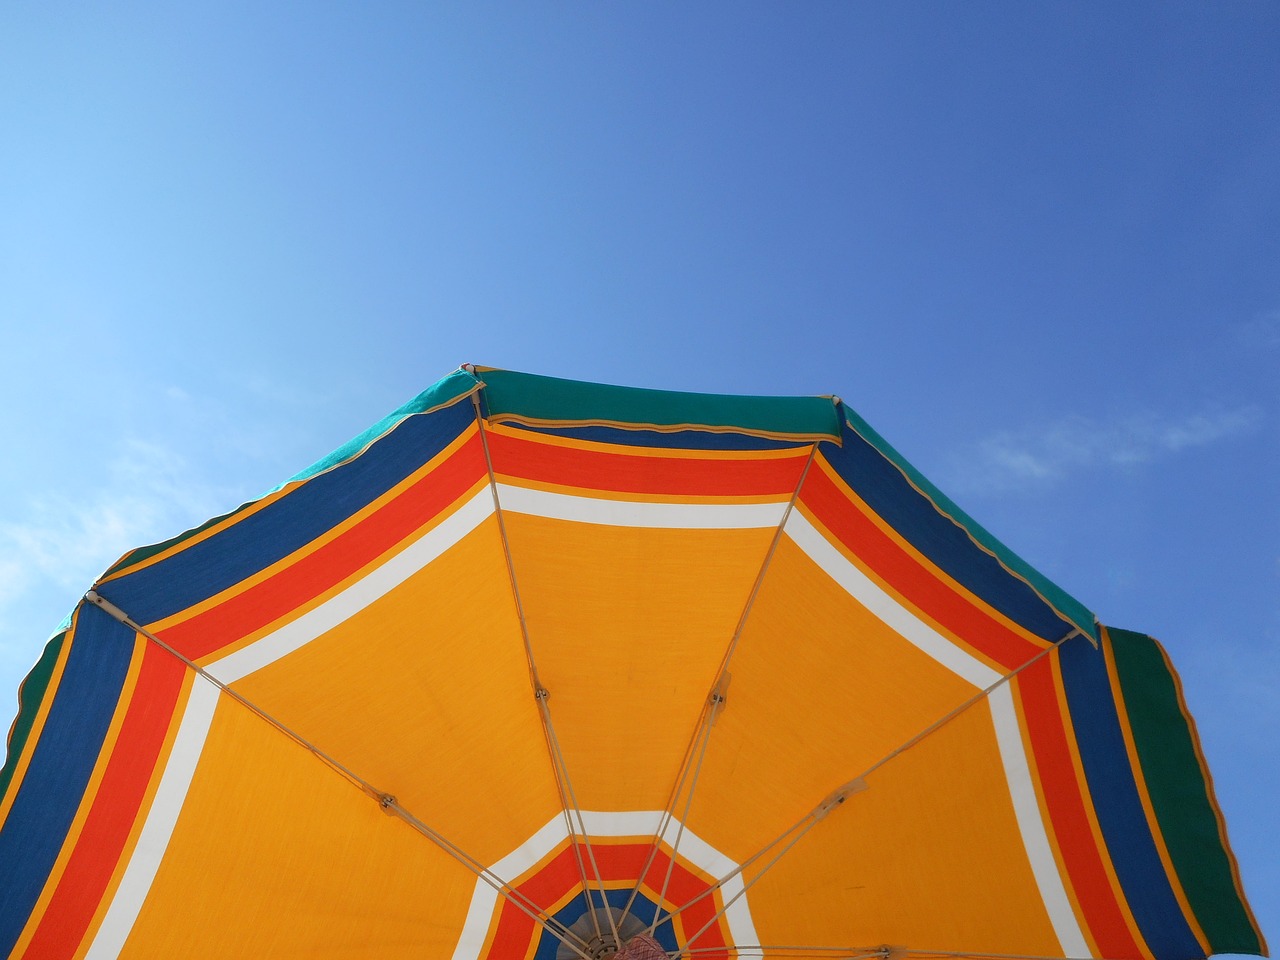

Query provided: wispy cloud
[0,439,244,647]
[952,405,1264,494]
[0,373,343,665]
[0,371,331,708]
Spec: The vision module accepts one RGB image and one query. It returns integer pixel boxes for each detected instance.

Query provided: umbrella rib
[384,797,599,959]
[679,947,891,958]
[852,625,1082,783]
[678,944,1126,960]
[470,392,621,950]
[81,591,597,960]
[619,442,819,934]
[667,795,839,956]
[641,685,722,936]
[660,626,1082,956]
[708,442,819,679]
[906,950,1149,960]
[902,952,1116,960]
[541,696,622,943]
[615,691,704,928]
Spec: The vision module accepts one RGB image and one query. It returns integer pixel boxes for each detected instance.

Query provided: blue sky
[2,2,1276,950]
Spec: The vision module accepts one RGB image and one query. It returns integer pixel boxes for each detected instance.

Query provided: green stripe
[841,406,1097,640]
[103,369,482,578]
[1109,627,1265,956]
[477,368,841,441]
[0,631,67,807]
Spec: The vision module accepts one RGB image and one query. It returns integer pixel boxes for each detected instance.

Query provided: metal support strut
[81,589,599,960]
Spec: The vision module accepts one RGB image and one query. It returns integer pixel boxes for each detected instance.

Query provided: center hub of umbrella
[556,906,646,960]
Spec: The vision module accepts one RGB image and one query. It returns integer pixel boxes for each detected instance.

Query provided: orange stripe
[1017,655,1145,958]
[486,427,809,499]
[155,432,487,661]
[72,669,200,960]
[1008,672,1099,956]
[21,644,188,960]
[96,486,296,586]
[481,840,727,959]
[10,635,147,959]
[800,458,1043,670]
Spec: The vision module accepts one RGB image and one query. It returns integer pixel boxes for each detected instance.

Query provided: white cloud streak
[953,406,1264,494]
[0,439,243,649]
[0,373,361,700]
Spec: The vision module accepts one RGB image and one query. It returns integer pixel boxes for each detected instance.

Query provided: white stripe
[576,812,759,953]
[85,678,221,960]
[489,813,575,889]
[214,488,494,682]
[85,490,494,954]
[451,811,759,960]
[988,684,1091,957]
[495,483,787,529]
[718,871,761,960]
[785,511,1000,689]
[449,875,500,960]
[448,815,585,960]
[790,511,1085,952]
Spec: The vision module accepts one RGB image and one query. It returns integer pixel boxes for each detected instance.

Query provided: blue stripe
[821,419,1074,642]
[533,889,676,960]
[280,369,479,488]
[101,397,474,625]
[0,605,135,955]
[1059,634,1203,960]
[499,421,811,451]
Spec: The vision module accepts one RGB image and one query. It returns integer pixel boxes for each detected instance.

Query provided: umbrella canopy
[0,366,1266,960]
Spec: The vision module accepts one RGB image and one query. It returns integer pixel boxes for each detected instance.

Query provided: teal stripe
[1109,628,1266,956]
[841,406,1097,640]
[477,368,841,441]
[281,368,481,487]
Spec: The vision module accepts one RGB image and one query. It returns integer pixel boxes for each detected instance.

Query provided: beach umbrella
[0,367,1265,960]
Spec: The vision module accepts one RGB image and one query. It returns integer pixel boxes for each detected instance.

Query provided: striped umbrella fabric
[0,367,1266,960]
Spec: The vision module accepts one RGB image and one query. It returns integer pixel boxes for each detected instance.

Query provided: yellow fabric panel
[122,692,476,959]
[231,516,561,866]
[683,536,979,862]
[501,513,775,812]
[747,704,1061,955]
